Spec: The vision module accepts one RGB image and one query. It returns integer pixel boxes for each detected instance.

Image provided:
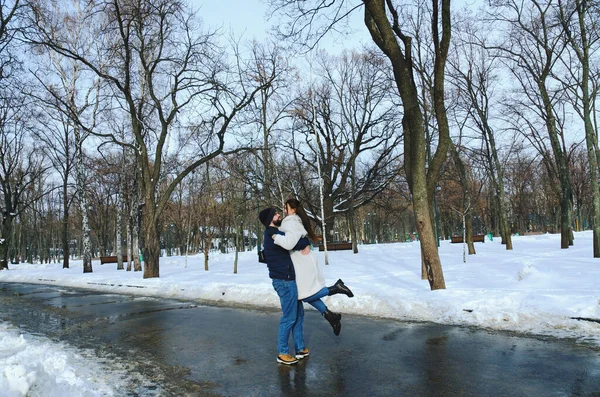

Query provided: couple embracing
[259,198,354,365]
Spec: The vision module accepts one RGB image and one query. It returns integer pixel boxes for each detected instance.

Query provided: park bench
[318,242,353,251]
[451,235,485,244]
[99,255,130,265]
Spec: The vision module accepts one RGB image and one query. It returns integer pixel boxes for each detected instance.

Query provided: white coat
[273,214,326,300]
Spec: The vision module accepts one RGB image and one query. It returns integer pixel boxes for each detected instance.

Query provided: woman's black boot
[327,279,354,298]
[323,309,342,336]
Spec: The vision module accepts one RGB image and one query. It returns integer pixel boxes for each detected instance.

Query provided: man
[259,207,311,365]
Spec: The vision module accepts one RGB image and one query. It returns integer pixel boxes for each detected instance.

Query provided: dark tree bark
[557,0,600,256]
[362,0,450,289]
[265,0,451,288]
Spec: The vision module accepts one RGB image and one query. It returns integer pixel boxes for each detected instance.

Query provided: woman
[272,198,354,336]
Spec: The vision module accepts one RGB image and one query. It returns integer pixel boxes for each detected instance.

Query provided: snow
[0,322,131,397]
[1,230,600,396]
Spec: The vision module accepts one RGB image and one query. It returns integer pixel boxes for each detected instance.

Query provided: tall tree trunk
[539,85,573,249]
[132,204,142,272]
[498,189,513,250]
[130,159,142,272]
[349,161,358,253]
[62,177,70,268]
[415,189,445,289]
[486,126,512,250]
[75,125,93,273]
[585,129,600,257]
[261,87,273,205]
[137,132,163,278]
[140,205,160,278]
[234,217,240,274]
[583,91,600,256]
[126,214,133,272]
[570,0,600,257]
[116,151,125,270]
[37,198,44,263]
[349,213,358,253]
[0,212,14,270]
[465,210,475,254]
[450,143,476,254]
[116,177,124,270]
[125,150,133,272]
[363,0,448,290]
[203,235,212,271]
[9,220,18,264]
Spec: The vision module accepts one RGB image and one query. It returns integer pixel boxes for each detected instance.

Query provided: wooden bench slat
[319,242,353,251]
[450,235,485,243]
[99,255,130,264]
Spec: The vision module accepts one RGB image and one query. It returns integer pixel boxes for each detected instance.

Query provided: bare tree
[569,146,591,231]
[557,0,600,256]
[285,49,401,251]
[486,0,573,249]
[449,140,477,254]
[269,0,451,289]
[0,0,31,270]
[246,41,297,205]
[28,0,274,278]
[0,93,48,269]
[28,0,107,273]
[32,92,77,268]
[448,10,513,250]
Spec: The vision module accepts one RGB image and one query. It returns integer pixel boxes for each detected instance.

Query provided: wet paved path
[1,282,599,396]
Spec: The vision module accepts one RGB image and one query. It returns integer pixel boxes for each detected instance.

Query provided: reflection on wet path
[0,284,206,396]
[1,282,599,396]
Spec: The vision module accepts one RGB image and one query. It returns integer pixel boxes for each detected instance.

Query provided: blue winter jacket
[263,227,310,280]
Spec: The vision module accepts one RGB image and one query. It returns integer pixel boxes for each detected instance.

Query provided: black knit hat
[259,207,276,227]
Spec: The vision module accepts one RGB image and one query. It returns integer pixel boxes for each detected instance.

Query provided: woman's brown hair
[285,198,322,243]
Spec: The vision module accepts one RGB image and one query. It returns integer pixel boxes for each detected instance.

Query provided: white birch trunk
[126,216,132,271]
[130,161,142,272]
[75,124,93,273]
[116,153,124,270]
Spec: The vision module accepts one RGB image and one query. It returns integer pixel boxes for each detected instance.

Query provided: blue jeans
[272,279,305,354]
[302,287,329,314]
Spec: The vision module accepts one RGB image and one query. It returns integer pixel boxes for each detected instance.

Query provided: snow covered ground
[0,321,140,397]
[1,230,599,395]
